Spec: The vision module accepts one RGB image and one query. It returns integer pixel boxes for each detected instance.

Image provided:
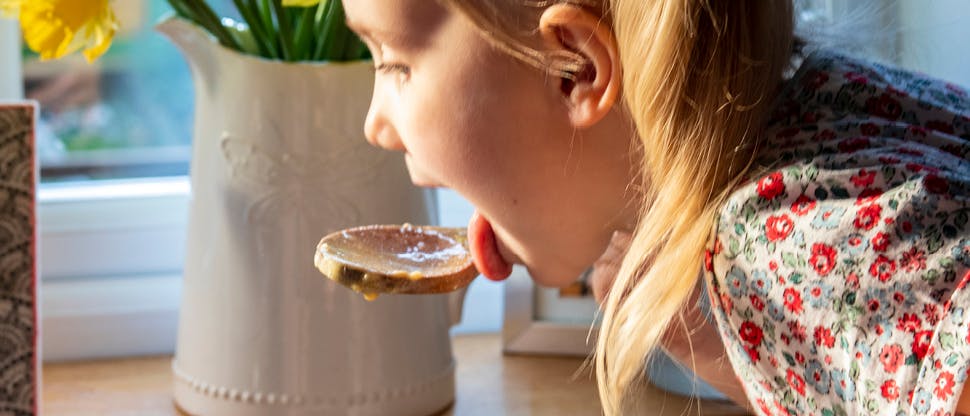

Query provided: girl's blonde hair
[438,0,794,413]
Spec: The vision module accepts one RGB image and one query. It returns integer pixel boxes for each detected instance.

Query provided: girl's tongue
[468,210,512,281]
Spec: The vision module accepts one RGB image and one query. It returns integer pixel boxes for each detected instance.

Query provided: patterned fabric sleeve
[704,50,970,416]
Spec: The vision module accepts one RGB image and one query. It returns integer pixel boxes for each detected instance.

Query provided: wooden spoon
[314,224,478,300]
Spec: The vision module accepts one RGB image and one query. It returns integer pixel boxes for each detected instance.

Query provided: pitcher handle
[447,286,469,327]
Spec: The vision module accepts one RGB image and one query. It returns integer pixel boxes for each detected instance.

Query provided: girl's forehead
[344,0,450,48]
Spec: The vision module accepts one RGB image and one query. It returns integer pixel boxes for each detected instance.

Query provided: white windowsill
[39,178,502,362]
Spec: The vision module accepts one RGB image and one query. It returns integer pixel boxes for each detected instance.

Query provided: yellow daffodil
[0,0,17,19]
[282,0,321,7]
[13,0,119,62]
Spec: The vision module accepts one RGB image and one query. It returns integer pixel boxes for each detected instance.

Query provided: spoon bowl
[314,224,478,300]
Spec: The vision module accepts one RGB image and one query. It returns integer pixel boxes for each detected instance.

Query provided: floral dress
[704,49,970,416]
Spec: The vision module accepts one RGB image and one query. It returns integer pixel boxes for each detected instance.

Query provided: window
[25,0,193,182]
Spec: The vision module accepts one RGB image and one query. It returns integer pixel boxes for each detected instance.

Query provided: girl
[342,0,970,414]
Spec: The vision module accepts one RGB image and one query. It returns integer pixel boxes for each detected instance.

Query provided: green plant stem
[167,0,366,62]
[258,0,275,39]
[232,0,271,57]
[251,0,278,58]
[311,0,332,58]
[166,0,197,21]
[183,0,243,51]
[313,0,346,60]
[343,37,367,61]
[292,6,316,61]
[271,0,295,61]
[326,21,348,60]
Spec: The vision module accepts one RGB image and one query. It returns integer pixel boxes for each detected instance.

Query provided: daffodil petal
[18,0,117,61]
[0,0,20,19]
[80,7,116,62]
[282,0,321,7]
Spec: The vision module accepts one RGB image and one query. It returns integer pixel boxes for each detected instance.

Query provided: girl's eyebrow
[345,17,408,47]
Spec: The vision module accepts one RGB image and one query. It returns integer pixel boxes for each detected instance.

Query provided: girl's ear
[539,4,621,128]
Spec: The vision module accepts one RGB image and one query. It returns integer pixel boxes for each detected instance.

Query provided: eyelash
[375,62,410,77]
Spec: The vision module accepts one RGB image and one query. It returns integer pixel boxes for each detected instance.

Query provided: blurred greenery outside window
[26,0,237,183]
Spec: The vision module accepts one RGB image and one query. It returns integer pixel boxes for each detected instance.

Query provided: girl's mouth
[468,210,513,281]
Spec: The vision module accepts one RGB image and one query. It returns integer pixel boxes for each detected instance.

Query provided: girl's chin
[469,211,589,286]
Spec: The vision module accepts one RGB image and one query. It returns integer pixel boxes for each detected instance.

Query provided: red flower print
[913,330,934,361]
[926,120,955,135]
[854,204,882,230]
[882,379,900,400]
[923,304,941,326]
[766,214,794,242]
[720,293,733,312]
[740,321,764,346]
[901,220,915,234]
[892,290,907,304]
[856,188,883,205]
[838,137,871,153]
[901,246,927,272]
[750,294,765,311]
[814,326,836,348]
[924,174,950,195]
[870,255,897,282]
[704,249,714,272]
[744,344,760,363]
[815,129,837,142]
[791,194,816,216]
[897,313,923,333]
[867,297,881,313]
[757,172,785,200]
[810,243,838,276]
[787,369,806,396]
[880,344,904,374]
[789,321,807,344]
[846,272,860,289]
[935,372,956,400]
[845,71,869,84]
[851,169,877,188]
[907,163,927,173]
[872,232,890,252]
[880,155,902,164]
[908,125,929,137]
[943,144,964,157]
[887,86,909,97]
[866,93,903,120]
[805,70,830,89]
[783,287,803,314]
[756,399,771,415]
[774,401,793,416]
[860,122,881,136]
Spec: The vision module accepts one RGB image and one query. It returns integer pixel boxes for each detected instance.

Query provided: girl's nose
[363,89,406,152]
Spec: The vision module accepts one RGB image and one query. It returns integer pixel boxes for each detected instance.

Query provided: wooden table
[43,333,749,415]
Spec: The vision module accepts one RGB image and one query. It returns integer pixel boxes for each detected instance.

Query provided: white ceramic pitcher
[159,17,463,416]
